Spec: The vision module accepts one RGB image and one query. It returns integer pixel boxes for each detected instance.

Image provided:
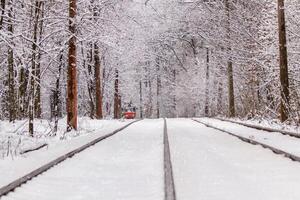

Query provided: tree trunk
[148,80,153,117]
[217,77,223,113]
[94,43,103,119]
[34,1,44,118]
[29,0,43,136]
[172,69,176,117]
[277,0,289,122]
[139,80,143,118]
[18,67,29,119]
[156,61,161,118]
[0,0,5,30]
[7,0,15,122]
[67,0,78,131]
[53,53,63,134]
[225,0,235,117]
[86,44,95,118]
[204,47,210,117]
[228,61,235,117]
[114,69,120,119]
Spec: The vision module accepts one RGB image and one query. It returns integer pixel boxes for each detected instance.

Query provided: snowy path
[1,119,164,200]
[197,118,300,157]
[167,118,300,200]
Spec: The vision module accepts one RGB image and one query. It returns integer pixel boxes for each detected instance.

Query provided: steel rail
[163,118,177,200]
[193,119,300,163]
[214,117,300,139]
[0,120,141,197]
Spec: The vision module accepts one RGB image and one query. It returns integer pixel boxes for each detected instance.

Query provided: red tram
[124,111,136,119]
[122,102,137,119]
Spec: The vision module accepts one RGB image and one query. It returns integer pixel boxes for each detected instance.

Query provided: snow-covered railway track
[163,119,176,200]
[167,118,300,199]
[214,117,300,139]
[0,119,164,200]
[193,119,300,162]
[0,120,140,198]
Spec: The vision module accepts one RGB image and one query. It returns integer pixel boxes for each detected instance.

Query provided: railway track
[163,118,177,200]
[193,119,300,163]
[2,118,300,199]
[214,117,300,139]
[1,119,176,200]
[0,120,140,198]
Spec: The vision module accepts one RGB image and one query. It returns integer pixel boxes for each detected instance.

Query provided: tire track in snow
[164,118,176,200]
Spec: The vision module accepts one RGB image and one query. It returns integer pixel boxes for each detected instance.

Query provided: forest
[0,0,299,134]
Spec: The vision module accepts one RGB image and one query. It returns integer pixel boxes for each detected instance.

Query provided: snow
[1,119,164,200]
[218,117,300,134]
[197,118,300,156]
[2,118,300,199]
[0,117,126,159]
[0,118,134,189]
[167,118,300,200]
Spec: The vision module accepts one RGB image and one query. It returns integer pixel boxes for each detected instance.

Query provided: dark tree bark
[277,0,289,122]
[0,0,5,30]
[34,1,44,118]
[148,80,153,117]
[94,43,103,119]
[29,0,43,136]
[67,0,78,131]
[156,60,161,118]
[172,69,176,117]
[204,48,210,117]
[29,75,35,136]
[139,80,143,118]
[86,44,95,118]
[18,67,29,119]
[7,48,15,122]
[114,69,121,119]
[225,0,235,117]
[227,61,235,117]
[53,53,63,133]
[7,0,15,122]
[217,78,223,113]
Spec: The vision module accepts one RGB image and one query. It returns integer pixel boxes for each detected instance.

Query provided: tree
[225,0,235,117]
[0,0,5,30]
[277,0,289,122]
[94,43,103,119]
[67,0,78,131]
[7,0,16,122]
[114,69,121,119]
[29,0,44,136]
[204,47,210,117]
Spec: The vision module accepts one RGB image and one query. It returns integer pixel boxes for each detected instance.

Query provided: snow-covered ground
[1,119,164,200]
[0,117,125,159]
[0,118,133,188]
[2,118,300,200]
[197,118,300,156]
[218,117,300,133]
[167,118,300,200]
